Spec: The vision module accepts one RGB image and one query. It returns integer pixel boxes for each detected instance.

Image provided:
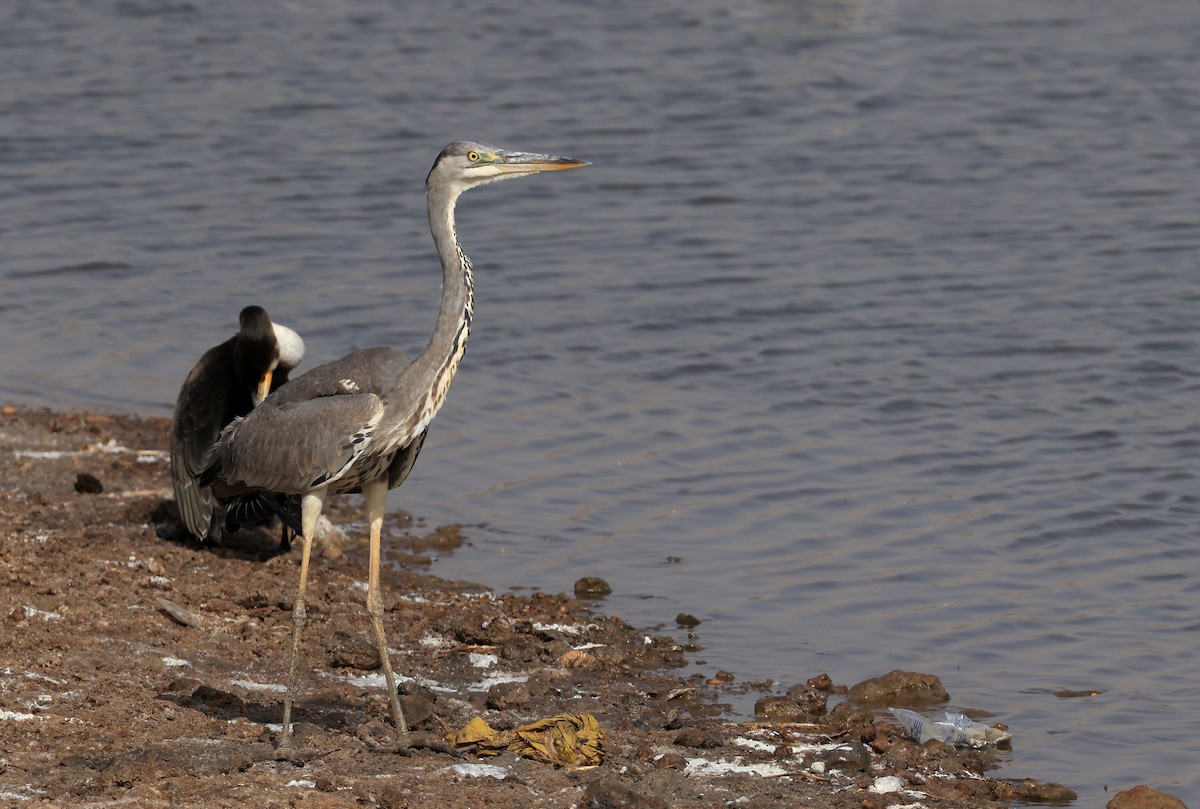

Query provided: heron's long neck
[413,183,474,428]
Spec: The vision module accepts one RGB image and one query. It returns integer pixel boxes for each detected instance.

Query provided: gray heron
[201,141,588,756]
[170,305,305,547]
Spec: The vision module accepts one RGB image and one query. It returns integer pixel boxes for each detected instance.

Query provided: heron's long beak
[254,370,273,405]
[495,151,589,175]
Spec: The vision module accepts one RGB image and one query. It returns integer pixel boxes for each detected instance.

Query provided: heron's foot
[356,725,459,756]
[396,733,463,758]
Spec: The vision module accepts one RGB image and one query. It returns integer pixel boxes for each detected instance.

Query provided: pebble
[486,680,531,710]
[673,726,723,749]
[582,777,668,809]
[574,576,612,598]
[73,472,103,494]
[155,597,205,628]
[786,683,829,710]
[847,669,949,707]
[994,778,1078,804]
[869,775,905,794]
[1106,785,1190,809]
[820,742,872,773]
[327,631,380,669]
[806,672,833,691]
[754,689,827,722]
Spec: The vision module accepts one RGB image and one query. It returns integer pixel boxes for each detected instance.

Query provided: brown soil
[0,406,1073,808]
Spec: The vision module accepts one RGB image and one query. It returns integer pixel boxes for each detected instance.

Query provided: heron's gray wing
[170,447,218,540]
[387,428,427,489]
[210,392,385,494]
[265,346,413,405]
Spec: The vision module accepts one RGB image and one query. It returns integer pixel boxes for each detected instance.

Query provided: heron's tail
[225,492,303,536]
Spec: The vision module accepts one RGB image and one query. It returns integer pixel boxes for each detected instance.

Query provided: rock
[291,721,338,748]
[398,692,435,729]
[754,688,827,722]
[1107,785,1190,809]
[184,685,250,719]
[582,777,668,809]
[156,597,205,628]
[819,741,872,773]
[486,680,531,710]
[785,683,829,714]
[994,778,1078,804]
[673,726,722,749]
[574,577,612,598]
[328,631,380,669]
[74,472,103,493]
[675,613,700,628]
[500,634,543,663]
[847,670,949,707]
[653,752,686,769]
[807,673,833,691]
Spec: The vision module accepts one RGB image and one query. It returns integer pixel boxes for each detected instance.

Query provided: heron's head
[233,306,282,405]
[426,140,588,196]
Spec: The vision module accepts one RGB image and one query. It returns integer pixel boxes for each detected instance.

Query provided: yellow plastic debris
[445,713,606,766]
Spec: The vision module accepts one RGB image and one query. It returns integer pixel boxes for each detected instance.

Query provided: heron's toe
[401,733,463,758]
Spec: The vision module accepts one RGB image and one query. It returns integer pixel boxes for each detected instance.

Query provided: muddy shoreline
[1,406,1087,807]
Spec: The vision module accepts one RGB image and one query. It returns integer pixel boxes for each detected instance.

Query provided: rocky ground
[0,406,1161,808]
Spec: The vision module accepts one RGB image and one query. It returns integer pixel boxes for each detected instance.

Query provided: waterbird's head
[426,140,589,196]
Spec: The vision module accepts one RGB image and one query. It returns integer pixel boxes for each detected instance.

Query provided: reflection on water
[3,1,1199,803]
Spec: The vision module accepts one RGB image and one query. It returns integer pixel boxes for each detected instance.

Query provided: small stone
[1106,784,1189,809]
[156,597,204,628]
[819,741,872,773]
[328,632,379,669]
[574,576,612,598]
[500,634,542,663]
[785,683,829,714]
[74,472,103,494]
[291,721,337,748]
[582,777,668,809]
[754,689,827,722]
[673,726,722,749]
[204,596,235,613]
[398,692,435,728]
[675,612,700,628]
[653,752,686,769]
[993,778,1078,804]
[807,673,833,691]
[486,680,531,710]
[847,669,949,707]
[920,738,956,761]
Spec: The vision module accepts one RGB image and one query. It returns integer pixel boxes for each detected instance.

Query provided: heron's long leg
[362,478,410,748]
[275,488,326,758]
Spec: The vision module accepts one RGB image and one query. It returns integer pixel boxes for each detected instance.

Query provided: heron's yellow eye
[467,151,480,162]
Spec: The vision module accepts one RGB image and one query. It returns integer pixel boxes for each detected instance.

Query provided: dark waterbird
[169,305,305,547]
[200,141,589,756]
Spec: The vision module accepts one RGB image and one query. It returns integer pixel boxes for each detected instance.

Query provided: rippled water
[3,1,1199,802]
